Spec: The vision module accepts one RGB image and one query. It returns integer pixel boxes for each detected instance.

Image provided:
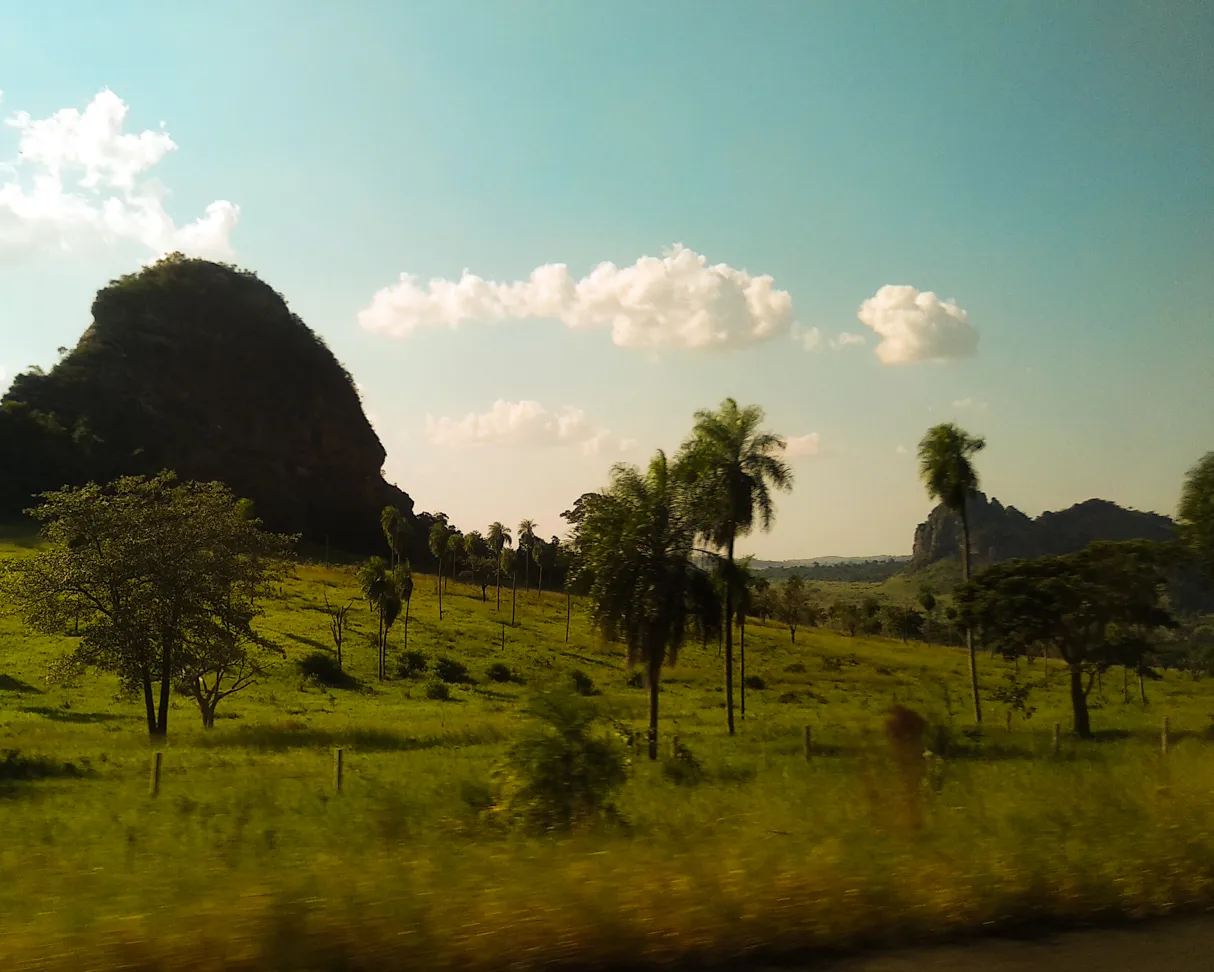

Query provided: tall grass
[4,554,1214,970]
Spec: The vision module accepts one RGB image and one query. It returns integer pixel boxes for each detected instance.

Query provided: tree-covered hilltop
[0,254,414,554]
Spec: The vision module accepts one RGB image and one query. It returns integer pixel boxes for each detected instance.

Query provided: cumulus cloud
[425,399,633,456]
[0,89,239,262]
[829,331,866,350]
[791,323,822,352]
[359,244,795,351]
[856,285,978,364]
[781,433,821,459]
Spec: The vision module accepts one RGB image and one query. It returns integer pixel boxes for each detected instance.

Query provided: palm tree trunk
[1139,669,1148,705]
[377,605,385,680]
[511,571,517,625]
[647,654,660,761]
[1069,663,1092,739]
[960,500,982,724]
[437,564,444,621]
[565,590,571,642]
[496,564,502,610]
[403,599,410,651]
[538,566,543,601]
[724,536,736,736]
[740,612,746,719]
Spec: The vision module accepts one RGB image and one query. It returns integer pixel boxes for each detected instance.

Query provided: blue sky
[1,1,1211,558]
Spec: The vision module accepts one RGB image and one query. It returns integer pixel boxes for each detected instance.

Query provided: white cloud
[359,244,795,351]
[951,397,988,413]
[0,89,239,262]
[792,323,822,352]
[829,331,866,350]
[781,432,821,459]
[856,285,978,364]
[425,399,633,456]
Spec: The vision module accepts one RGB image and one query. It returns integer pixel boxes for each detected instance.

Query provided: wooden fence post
[803,725,812,762]
[149,751,162,797]
[1162,717,1169,756]
[1053,723,1061,757]
[333,747,344,793]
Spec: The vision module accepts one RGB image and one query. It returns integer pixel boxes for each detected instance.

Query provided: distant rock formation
[0,254,413,554]
[911,493,1175,571]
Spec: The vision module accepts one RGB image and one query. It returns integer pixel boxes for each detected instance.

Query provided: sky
[1,1,1212,559]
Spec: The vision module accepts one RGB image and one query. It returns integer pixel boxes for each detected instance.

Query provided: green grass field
[4,542,1214,972]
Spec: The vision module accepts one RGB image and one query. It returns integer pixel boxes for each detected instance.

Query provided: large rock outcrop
[911,492,1175,571]
[0,254,413,553]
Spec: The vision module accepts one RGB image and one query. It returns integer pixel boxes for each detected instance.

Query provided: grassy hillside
[4,545,1214,972]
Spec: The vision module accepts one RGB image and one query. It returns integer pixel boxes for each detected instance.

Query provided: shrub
[662,738,705,786]
[297,651,352,688]
[624,669,645,689]
[744,674,766,690]
[425,681,451,702]
[397,650,428,679]
[435,657,472,684]
[785,662,807,674]
[570,669,597,696]
[486,663,514,684]
[497,688,628,831]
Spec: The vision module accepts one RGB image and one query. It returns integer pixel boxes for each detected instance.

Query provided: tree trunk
[724,536,736,737]
[141,669,157,737]
[740,613,746,719]
[790,624,796,644]
[524,551,530,592]
[403,599,410,651]
[1139,669,1148,705]
[1069,663,1092,739]
[437,564,444,621]
[538,566,543,601]
[565,590,571,642]
[154,639,172,738]
[960,499,983,724]
[647,654,660,761]
[377,605,385,680]
[496,565,502,610]
[511,572,517,625]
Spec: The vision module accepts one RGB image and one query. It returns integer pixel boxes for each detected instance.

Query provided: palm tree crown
[917,423,985,513]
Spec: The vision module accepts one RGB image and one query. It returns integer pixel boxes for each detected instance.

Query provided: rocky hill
[911,492,1175,571]
[0,254,413,554]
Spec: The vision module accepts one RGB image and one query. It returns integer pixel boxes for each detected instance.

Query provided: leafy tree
[830,600,862,637]
[776,574,812,643]
[1178,452,1214,582]
[918,422,986,723]
[518,519,537,591]
[500,547,519,625]
[531,536,547,599]
[750,576,774,623]
[573,451,702,760]
[322,586,356,670]
[957,540,1178,737]
[676,397,792,736]
[918,586,938,642]
[446,529,464,594]
[487,521,512,610]
[884,605,925,643]
[428,521,450,620]
[557,542,577,642]
[1,472,292,736]
[465,555,496,601]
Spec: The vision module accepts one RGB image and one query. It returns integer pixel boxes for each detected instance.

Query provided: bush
[397,650,428,679]
[662,738,705,786]
[624,669,644,689]
[297,651,352,688]
[744,674,766,690]
[435,657,472,684]
[425,681,451,702]
[487,663,514,684]
[497,688,628,831]
[570,669,597,696]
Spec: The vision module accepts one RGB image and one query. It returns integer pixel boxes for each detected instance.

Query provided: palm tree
[677,398,793,736]
[918,422,986,723]
[531,537,546,600]
[357,556,400,680]
[518,519,537,591]
[487,522,511,610]
[397,561,414,653]
[381,506,402,569]
[575,451,702,760]
[428,521,450,621]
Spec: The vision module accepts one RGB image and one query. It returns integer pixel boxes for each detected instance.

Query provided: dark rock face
[911,493,1174,571]
[1,255,412,553]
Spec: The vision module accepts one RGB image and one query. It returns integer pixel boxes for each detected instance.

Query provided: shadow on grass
[0,750,93,798]
[0,675,43,694]
[284,631,335,653]
[195,723,505,753]
[20,705,132,724]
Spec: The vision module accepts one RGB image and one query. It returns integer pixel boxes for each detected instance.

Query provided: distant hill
[0,254,414,555]
[911,493,1175,571]
[752,557,911,583]
[749,555,911,570]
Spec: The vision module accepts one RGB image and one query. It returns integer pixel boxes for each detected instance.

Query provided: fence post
[803,725,812,762]
[149,751,162,797]
[1162,717,1169,756]
[333,747,344,793]
[1053,723,1061,757]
